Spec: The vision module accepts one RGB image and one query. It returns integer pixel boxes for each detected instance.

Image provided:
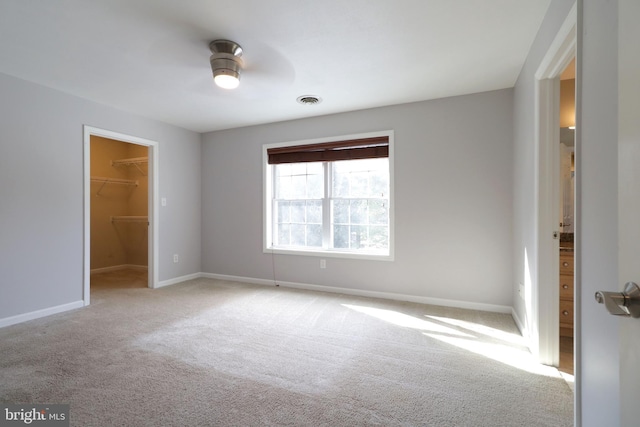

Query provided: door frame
[618,0,640,422]
[532,3,576,366]
[83,126,160,305]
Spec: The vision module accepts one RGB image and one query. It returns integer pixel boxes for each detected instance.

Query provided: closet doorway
[83,126,159,305]
[558,58,575,377]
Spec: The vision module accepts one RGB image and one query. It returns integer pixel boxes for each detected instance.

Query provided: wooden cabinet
[559,251,574,337]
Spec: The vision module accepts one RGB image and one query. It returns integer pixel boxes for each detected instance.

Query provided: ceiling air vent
[296,95,322,105]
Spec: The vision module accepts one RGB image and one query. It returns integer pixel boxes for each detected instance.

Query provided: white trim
[532,3,576,366]
[263,130,395,262]
[535,3,578,80]
[156,273,203,288]
[533,76,562,366]
[90,264,148,275]
[201,273,512,314]
[265,248,394,261]
[0,273,514,327]
[83,126,160,303]
[511,307,530,344]
[0,301,84,329]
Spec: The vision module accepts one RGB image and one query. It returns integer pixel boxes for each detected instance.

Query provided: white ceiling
[0,0,551,133]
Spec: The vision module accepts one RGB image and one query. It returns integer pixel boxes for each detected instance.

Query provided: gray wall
[579,0,620,425]
[202,89,514,308]
[0,72,202,320]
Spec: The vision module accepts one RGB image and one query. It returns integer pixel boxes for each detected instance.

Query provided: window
[264,132,393,260]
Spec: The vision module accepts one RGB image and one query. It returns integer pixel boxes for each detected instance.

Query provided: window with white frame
[264,132,393,259]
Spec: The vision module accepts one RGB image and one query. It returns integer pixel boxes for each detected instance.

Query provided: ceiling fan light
[209,39,243,90]
[214,70,240,89]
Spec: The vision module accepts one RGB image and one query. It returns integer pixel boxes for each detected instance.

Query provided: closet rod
[91,176,138,186]
[91,176,138,196]
[111,216,149,223]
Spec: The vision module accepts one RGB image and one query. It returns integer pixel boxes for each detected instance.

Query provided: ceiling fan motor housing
[210,57,242,78]
[209,39,243,82]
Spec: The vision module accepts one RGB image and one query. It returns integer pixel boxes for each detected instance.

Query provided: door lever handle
[595,282,640,318]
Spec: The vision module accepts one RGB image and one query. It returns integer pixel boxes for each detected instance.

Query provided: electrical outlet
[173,254,179,263]
[320,259,326,269]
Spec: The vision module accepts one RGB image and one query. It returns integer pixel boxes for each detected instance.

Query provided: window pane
[291,224,306,246]
[290,163,306,175]
[291,201,306,223]
[332,158,388,198]
[307,200,322,223]
[276,176,292,199]
[306,163,324,198]
[291,175,307,199]
[370,170,388,197]
[333,225,349,248]
[307,173,323,198]
[275,162,323,200]
[369,199,388,225]
[333,177,347,197]
[276,163,291,176]
[275,201,290,223]
[275,198,323,248]
[306,162,323,175]
[368,226,389,248]
[332,199,349,224]
[350,225,366,249]
[277,224,290,246]
[350,200,368,224]
[330,198,389,251]
[306,224,322,247]
[329,157,390,252]
[350,172,368,197]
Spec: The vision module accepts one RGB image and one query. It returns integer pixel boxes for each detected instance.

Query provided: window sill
[264,246,394,261]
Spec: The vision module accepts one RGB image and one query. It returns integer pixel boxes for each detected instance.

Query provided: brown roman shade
[267,136,389,164]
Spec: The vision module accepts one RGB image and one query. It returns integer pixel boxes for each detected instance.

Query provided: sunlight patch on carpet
[424,333,561,377]
[342,304,474,337]
[425,315,526,346]
[344,304,560,378]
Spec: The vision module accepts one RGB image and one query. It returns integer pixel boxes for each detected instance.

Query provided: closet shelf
[91,176,138,186]
[112,157,148,175]
[111,216,148,223]
[112,156,148,166]
[91,176,139,196]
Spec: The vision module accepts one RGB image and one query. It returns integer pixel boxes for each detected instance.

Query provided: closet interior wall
[90,136,148,273]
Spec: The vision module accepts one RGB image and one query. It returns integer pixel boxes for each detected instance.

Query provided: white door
[618,0,640,424]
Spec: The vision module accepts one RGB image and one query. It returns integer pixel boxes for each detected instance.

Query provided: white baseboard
[0,273,514,328]
[91,264,148,274]
[511,308,530,344]
[0,300,84,329]
[156,272,203,289]
[201,273,512,314]
[511,307,526,334]
[201,273,276,287]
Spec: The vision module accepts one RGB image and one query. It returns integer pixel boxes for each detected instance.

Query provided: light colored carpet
[0,273,573,426]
